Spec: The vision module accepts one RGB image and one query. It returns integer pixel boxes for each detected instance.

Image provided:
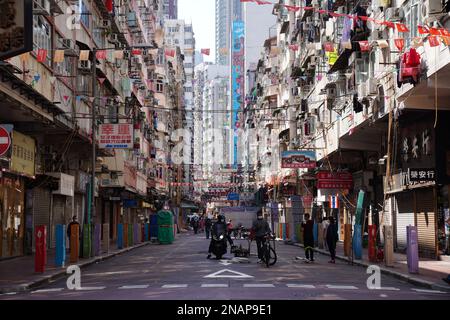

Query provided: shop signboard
[227,193,240,201]
[0,0,33,60]
[408,168,435,182]
[317,171,353,189]
[123,199,138,208]
[302,195,313,209]
[281,150,316,169]
[99,124,134,149]
[10,130,35,176]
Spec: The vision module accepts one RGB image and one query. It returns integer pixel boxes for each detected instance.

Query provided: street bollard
[82,224,91,258]
[353,224,363,260]
[368,225,377,262]
[318,223,324,249]
[55,225,66,267]
[117,224,124,249]
[103,223,109,253]
[344,224,352,257]
[144,223,149,242]
[384,225,394,267]
[35,226,47,273]
[407,225,419,274]
[134,223,139,244]
[124,224,129,248]
[94,224,101,256]
[313,223,318,247]
[70,224,79,263]
[128,224,133,246]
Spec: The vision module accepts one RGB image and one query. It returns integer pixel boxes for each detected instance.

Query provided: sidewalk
[292,241,450,292]
[0,241,152,294]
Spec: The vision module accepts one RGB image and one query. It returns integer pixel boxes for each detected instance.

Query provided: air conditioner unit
[101,19,111,28]
[78,60,91,71]
[384,7,401,21]
[316,122,325,130]
[108,33,119,43]
[33,0,50,15]
[326,86,337,99]
[368,79,378,95]
[357,83,367,98]
[61,39,79,57]
[421,0,443,22]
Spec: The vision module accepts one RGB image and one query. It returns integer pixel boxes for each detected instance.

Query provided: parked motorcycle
[211,231,228,260]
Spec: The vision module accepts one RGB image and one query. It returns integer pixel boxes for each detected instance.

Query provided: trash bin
[150,215,158,241]
[157,210,174,244]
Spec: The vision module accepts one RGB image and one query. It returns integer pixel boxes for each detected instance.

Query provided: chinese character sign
[317,172,353,190]
[231,21,245,166]
[408,168,435,182]
[281,151,316,169]
[99,124,134,149]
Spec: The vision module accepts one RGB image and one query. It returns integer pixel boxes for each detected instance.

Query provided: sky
[178,0,216,63]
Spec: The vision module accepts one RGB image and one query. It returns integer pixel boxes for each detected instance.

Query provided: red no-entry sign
[0,126,11,157]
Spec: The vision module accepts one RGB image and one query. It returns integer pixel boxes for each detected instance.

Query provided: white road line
[243,284,275,288]
[286,284,316,289]
[201,284,229,288]
[162,284,188,288]
[326,285,358,290]
[370,287,400,291]
[411,288,446,294]
[76,286,106,291]
[119,285,149,289]
[31,288,64,294]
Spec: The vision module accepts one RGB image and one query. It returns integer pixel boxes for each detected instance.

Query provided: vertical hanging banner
[231,20,245,167]
[0,0,33,60]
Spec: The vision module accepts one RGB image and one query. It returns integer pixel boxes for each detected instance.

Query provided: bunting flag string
[201,48,211,56]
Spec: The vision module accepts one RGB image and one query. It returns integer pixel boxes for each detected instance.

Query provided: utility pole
[90,47,97,257]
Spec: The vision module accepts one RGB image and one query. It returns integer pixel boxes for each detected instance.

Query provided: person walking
[326,217,339,263]
[322,217,330,250]
[192,215,199,234]
[205,216,212,239]
[252,210,271,264]
[301,213,315,262]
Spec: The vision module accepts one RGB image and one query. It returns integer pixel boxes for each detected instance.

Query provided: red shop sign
[317,172,353,190]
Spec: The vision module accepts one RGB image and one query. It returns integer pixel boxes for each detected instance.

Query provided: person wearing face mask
[252,209,271,264]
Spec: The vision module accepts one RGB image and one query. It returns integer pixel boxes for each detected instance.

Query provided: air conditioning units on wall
[78,60,91,71]
[368,79,378,95]
[357,83,367,98]
[421,0,444,22]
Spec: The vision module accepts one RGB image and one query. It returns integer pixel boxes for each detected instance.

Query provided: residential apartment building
[163,0,178,20]
[244,0,450,259]
[0,0,187,259]
[215,0,243,66]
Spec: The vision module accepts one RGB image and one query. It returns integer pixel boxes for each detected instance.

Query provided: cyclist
[252,209,271,264]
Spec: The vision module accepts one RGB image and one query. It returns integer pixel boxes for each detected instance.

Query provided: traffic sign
[0,126,11,157]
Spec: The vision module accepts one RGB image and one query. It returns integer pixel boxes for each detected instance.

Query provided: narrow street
[1,233,448,300]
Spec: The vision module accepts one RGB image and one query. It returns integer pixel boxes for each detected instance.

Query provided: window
[156,80,164,93]
[185,39,193,45]
[355,54,370,85]
[404,0,419,49]
[174,39,179,45]
[185,26,192,32]
[33,16,52,66]
[55,35,74,79]
[80,1,90,29]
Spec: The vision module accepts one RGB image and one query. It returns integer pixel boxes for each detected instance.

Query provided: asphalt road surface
[1,232,449,300]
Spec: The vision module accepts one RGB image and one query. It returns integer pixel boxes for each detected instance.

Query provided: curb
[0,242,151,294]
[292,243,450,293]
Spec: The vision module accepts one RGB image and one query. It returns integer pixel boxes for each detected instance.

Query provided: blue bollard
[353,224,362,260]
[55,224,66,267]
[117,224,123,249]
[94,224,101,256]
[145,223,149,242]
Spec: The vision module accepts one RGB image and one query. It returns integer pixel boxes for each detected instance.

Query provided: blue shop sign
[123,199,138,208]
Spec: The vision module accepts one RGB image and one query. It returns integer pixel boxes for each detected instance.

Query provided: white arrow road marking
[119,285,149,289]
[31,288,64,294]
[201,284,229,288]
[287,284,316,289]
[76,286,106,291]
[411,288,446,294]
[243,284,275,288]
[203,269,254,279]
[219,260,233,266]
[326,285,358,290]
[162,284,188,288]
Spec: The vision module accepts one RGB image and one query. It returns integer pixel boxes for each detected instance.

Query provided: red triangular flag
[324,42,335,52]
[418,25,429,34]
[382,21,396,28]
[359,41,370,51]
[37,49,47,63]
[394,38,405,51]
[63,95,69,102]
[96,50,106,60]
[429,27,441,35]
[98,78,106,85]
[201,48,210,56]
[428,36,441,47]
[165,49,175,57]
[288,44,299,51]
[396,23,409,33]
[132,49,142,56]
[440,28,450,36]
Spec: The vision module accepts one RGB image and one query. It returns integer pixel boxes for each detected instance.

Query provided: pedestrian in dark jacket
[301,214,315,262]
[252,210,271,263]
[326,217,339,263]
[205,217,212,239]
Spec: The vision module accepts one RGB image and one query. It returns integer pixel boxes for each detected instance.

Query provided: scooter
[211,232,228,260]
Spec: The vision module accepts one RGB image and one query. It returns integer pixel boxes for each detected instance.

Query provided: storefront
[0,129,35,258]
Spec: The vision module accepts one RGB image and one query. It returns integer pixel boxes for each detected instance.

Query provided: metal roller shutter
[395,192,415,252]
[32,188,51,250]
[51,195,66,249]
[415,188,436,259]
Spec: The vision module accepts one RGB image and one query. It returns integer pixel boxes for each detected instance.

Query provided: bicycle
[261,232,277,267]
